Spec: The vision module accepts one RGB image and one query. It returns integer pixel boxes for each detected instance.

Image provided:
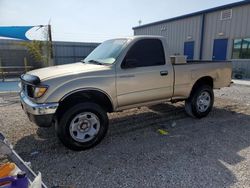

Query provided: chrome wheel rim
[196,91,211,113]
[69,112,100,143]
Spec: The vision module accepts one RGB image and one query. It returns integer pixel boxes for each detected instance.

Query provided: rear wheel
[56,102,109,151]
[185,85,214,118]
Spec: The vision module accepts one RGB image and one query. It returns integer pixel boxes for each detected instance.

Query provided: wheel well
[190,76,214,96]
[56,90,113,119]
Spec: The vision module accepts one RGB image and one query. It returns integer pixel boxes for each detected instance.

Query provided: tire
[55,102,109,151]
[185,85,214,118]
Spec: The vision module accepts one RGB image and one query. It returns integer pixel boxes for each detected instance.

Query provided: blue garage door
[213,39,228,61]
[184,41,194,60]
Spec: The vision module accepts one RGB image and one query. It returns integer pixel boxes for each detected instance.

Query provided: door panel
[213,39,228,60]
[184,41,194,60]
[116,65,173,107]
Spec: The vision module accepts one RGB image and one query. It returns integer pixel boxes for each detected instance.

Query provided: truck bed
[172,61,232,100]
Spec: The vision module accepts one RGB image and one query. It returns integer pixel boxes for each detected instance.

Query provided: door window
[122,39,165,68]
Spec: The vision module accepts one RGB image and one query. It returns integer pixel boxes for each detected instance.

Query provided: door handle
[160,71,168,76]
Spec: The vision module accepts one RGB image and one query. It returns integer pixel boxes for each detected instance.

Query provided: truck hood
[28,62,108,81]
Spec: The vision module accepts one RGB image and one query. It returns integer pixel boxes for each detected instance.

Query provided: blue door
[184,41,194,60]
[213,39,228,60]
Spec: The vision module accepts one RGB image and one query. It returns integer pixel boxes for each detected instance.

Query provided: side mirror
[122,59,137,69]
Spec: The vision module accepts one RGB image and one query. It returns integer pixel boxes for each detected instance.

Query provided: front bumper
[20,92,59,127]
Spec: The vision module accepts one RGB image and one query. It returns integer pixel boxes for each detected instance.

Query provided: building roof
[133,0,250,30]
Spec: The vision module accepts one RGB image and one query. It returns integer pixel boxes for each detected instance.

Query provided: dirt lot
[0,84,250,188]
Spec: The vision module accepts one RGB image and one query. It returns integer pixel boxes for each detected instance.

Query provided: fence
[53,41,99,65]
[0,39,99,81]
[0,66,33,81]
[0,57,33,81]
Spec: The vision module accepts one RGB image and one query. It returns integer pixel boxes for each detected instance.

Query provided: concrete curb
[232,79,250,87]
[0,91,19,94]
[232,83,250,88]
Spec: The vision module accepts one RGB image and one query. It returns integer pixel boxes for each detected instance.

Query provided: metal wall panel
[133,4,250,78]
[232,60,250,78]
[53,41,99,65]
[0,40,35,67]
[0,49,33,66]
[202,4,250,77]
[202,6,250,60]
[134,15,202,60]
[0,39,99,68]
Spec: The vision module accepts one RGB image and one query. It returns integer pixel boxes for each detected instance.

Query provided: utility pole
[48,24,54,64]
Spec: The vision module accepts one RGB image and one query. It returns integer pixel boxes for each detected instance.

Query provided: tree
[19,25,53,67]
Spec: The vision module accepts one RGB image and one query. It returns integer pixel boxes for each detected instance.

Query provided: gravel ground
[0,84,250,188]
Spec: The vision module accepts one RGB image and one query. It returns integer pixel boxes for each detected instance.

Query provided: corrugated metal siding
[134,4,250,78]
[0,40,36,67]
[54,42,99,64]
[134,15,202,60]
[232,60,250,78]
[0,39,99,67]
[203,4,250,77]
[202,4,250,60]
[53,41,99,65]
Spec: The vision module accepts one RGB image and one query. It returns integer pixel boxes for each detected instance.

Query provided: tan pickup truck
[20,36,232,150]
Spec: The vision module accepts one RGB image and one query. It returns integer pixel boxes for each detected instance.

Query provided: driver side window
[122,39,165,68]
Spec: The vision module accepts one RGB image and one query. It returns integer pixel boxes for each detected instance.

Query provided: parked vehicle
[19,36,232,150]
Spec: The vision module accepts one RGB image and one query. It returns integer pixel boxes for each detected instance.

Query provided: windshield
[84,39,128,64]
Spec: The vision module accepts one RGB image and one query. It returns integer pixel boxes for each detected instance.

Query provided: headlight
[34,86,48,98]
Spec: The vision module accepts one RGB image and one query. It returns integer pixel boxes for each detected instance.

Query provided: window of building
[232,38,250,59]
[123,39,165,68]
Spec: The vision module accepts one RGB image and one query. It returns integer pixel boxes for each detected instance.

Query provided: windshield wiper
[80,59,86,63]
[88,59,104,65]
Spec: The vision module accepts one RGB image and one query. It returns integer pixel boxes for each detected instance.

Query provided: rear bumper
[20,92,58,127]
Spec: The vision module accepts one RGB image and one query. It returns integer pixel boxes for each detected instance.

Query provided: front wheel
[185,85,214,118]
[56,102,109,151]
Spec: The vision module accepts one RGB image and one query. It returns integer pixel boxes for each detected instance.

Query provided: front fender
[36,74,117,109]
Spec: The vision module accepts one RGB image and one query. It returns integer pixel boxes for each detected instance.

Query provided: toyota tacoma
[20,36,232,150]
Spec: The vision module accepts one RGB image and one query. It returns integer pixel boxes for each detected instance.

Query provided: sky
[0,0,240,42]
